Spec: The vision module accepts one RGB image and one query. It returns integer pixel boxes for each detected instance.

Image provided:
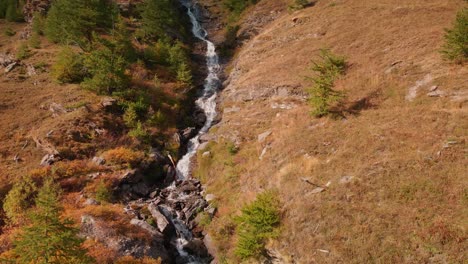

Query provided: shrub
[3,176,37,225]
[128,121,150,142]
[441,8,468,63]
[29,33,41,49]
[51,46,85,83]
[103,147,145,168]
[234,190,281,260]
[95,180,112,203]
[288,0,309,11]
[16,43,30,60]
[306,49,347,117]
[148,110,166,127]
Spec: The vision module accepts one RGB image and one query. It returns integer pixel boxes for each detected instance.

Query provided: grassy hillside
[0,1,199,262]
[195,0,467,262]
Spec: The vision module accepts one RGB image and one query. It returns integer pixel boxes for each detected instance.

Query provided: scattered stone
[0,53,15,66]
[258,130,272,143]
[26,64,36,76]
[49,102,67,115]
[405,74,433,101]
[101,97,116,107]
[84,198,100,205]
[205,194,215,202]
[92,156,106,166]
[259,146,269,160]
[204,205,217,217]
[4,62,17,73]
[224,106,240,113]
[40,154,58,166]
[339,176,354,184]
[310,187,325,194]
[202,151,211,157]
[427,89,446,97]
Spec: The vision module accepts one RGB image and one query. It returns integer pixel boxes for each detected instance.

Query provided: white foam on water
[176,0,221,180]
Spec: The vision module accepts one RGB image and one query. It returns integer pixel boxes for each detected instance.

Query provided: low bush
[288,0,309,11]
[51,46,86,83]
[29,33,41,49]
[16,43,30,60]
[95,180,112,203]
[441,8,468,63]
[103,147,145,168]
[234,190,281,260]
[128,122,150,142]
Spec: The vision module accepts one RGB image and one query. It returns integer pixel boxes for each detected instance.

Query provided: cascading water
[156,1,221,263]
[176,0,221,180]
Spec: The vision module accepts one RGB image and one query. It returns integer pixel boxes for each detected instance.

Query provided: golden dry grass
[194,0,467,262]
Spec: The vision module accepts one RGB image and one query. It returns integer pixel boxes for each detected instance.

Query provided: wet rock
[183,238,209,258]
[118,169,143,184]
[131,182,151,197]
[180,127,197,142]
[148,203,174,236]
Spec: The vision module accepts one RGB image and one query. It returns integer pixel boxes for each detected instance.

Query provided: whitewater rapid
[176,0,221,180]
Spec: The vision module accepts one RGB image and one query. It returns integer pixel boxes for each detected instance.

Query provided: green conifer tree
[12,178,93,264]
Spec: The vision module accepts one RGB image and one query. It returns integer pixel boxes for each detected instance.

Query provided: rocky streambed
[112,0,221,262]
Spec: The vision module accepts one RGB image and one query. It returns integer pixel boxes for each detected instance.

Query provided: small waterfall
[176,0,221,180]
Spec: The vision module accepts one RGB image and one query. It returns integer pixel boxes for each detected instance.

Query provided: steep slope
[195,0,467,262]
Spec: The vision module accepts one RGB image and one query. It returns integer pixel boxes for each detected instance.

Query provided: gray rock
[183,238,209,258]
[258,130,272,143]
[310,187,325,194]
[92,156,106,165]
[339,176,354,184]
[205,194,215,202]
[84,198,100,205]
[4,62,17,73]
[148,203,174,236]
[101,97,116,107]
[130,218,162,237]
[202,151,211,158]
[40,154,58,166]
